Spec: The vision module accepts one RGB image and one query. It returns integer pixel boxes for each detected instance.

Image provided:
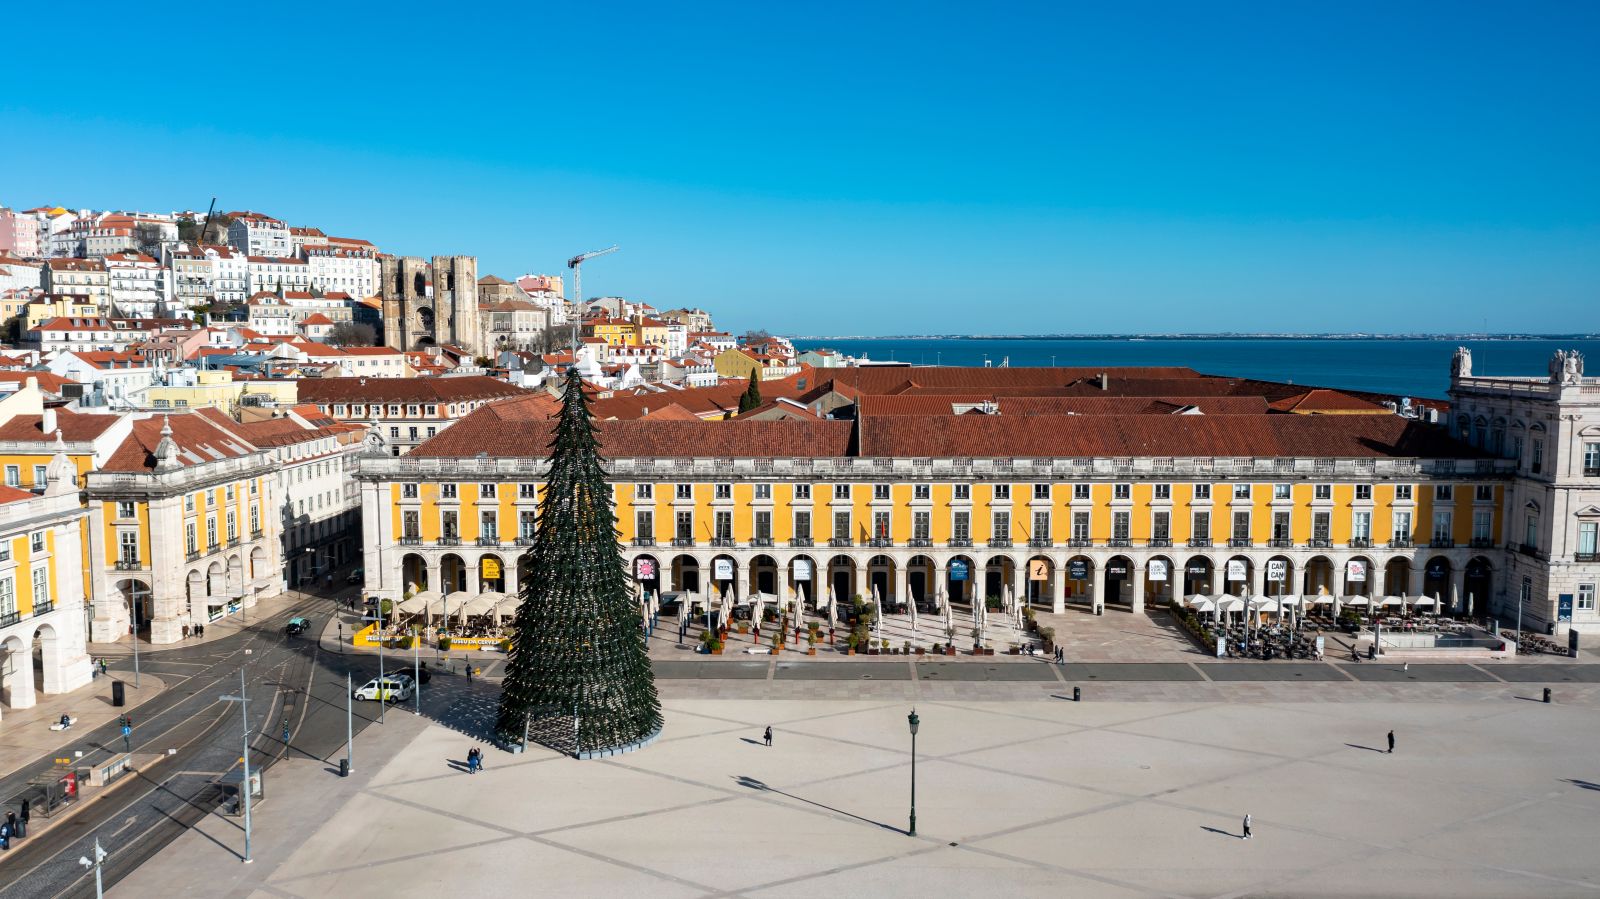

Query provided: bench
[83,754,133,787]
[48,717,77,732]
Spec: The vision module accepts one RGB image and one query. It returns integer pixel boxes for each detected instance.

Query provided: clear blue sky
[3,1,1596,335]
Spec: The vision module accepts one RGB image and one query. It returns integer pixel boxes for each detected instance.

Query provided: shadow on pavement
[734,775,904,835]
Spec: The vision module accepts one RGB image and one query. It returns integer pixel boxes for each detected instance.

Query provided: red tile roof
[101,413,256,472]
[297,375,528,405]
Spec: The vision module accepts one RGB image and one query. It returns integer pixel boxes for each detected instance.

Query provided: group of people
[0,804,29,849]
[466,746,485,774]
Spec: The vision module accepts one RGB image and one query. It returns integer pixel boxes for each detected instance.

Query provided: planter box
[710,646,723,655]
[915,647,926,656]
[946,647,956,656]
[807,647,817,656]
[984,648,995,656]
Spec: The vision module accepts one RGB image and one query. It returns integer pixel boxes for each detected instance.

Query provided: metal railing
[399,536,422,545]
[1068,538,1093,547]
[631,538,656,547]
[868,537,894,548]
[947,539,973,548]
[829,537,854,548]
[909,538,933,547]
[438,536,460,546]
[476,537,500,546]
[1268,538,1294,548]
[1028,538,1052,548]
[710,537,736,547]
[1389,538,1413,549]
[1188,538,1213,548]
[1576,552,1599,563]
[788,537,814,548]
[1108,538,1131,547]
[115,559,143,570]
[1149,537,1172,547]
[1228,537,1252,548]
[988,538,1013,548]
[0,610,19,628]
[751,537,774,547]
[33,600,53,616]
[672,537,695,547]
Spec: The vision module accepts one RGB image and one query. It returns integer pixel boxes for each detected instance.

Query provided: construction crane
[565,245,619,348]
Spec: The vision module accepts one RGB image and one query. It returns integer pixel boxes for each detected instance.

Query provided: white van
[353,674,414,702]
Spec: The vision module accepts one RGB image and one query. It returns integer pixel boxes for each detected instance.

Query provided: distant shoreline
[789,334,1599,341]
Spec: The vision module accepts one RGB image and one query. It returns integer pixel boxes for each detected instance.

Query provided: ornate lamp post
[907,708,920,836]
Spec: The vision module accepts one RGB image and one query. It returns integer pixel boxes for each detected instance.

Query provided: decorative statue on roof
[1450,347,1472,379]
[1562,350,1584,384]
[361,423,387,456]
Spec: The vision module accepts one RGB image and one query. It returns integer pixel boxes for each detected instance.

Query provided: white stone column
[2,640,36,709]
[147,494,185,645]
[48,516,92,692]
[1132,568,1146,614]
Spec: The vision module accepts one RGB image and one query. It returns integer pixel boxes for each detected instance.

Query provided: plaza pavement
[112,682,1600,899]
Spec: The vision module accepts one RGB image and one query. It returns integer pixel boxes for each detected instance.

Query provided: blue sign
[1559,593,1573,622]
[1068,560,1089,580]
[949,561,968,582]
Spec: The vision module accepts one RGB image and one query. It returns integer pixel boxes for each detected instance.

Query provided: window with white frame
[522,510,538,539]
[1274,484,1291,500]
[1112,511,1130,541]
[952,511,970,543]
[1473,510,1492,540]
[1234,483,1251,500]
[30,531,43,552]
[1113,483,1131,500]
[992,510,1011,540]
[676,483,693,499]
[1395,484,1413,501]
[1475,484,1494,502]
[954,484,971,501]
[1032,511,1050,541]
[1154,484,1171,501]
[794,510,811,540]
[914,484,930,500]
[1432,510,1453,545]
[441,483,457,499]
[1355,484,1372,501]
[1193,510,1211,540]
[1152,510,1170,541]
[119,530,138,563]
[1194,483,1211,500]
[833,511,850,540]
[834,483,851,500]
[873,484,891,501]
[1073,511,1090,540]
[754,484,771,500]
[0,576,13,617]
[1074,484,1091,500]
[1579,521,1597,556]
[1232,511,1250,540]
[32,567,47,605]
[480,483,497,498]
[1578,583,1595,612]
[1033,483,1050,500]
[480,510,498,541]
[1435,484,1453,501]
[715,484,732,500]
[1524,514,1538,549]
[993,484,1011,501]
[185,522,196,554]
[913,511,930,541]
[1314,484,1332,501]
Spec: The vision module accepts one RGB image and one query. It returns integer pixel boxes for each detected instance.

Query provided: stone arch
[183,571,202,616]
[402,553,428,593]
[1104,554,1135,605]
[31,621,66,695]
[413,271,427,295]
[947,554,976,607]
[905,555,936,607]
[1,634,34,709]
[1066,554,1096,605]
[1464,555,1493,616]
[440,553,467,593]
[749,554,779,598]
[1343,555,1375,596]
[249,545,268,582]
[1303,555,1335,597]
[788,555,817,607]
[1223,554,1253,596]
[826,554,857,605]
[206,561,224,597]
[711,554,739,601]
[227,553,244,595]
[982,554,1015,606]
[632,553,661,596]
[1181,554,1214,596]
[866,554,895,606]
[1025,555,1055,608]
[1383,557,1412,596]
[478,552,505,592]
[1423,555,1453,602]
[671,554,700,594]
[1264,555,1294,597]
[1144,554,1175,605]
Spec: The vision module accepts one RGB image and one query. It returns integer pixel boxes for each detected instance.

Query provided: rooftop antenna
[566,246,619,352]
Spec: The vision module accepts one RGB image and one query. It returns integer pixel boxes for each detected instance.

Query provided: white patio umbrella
[1377,595,1405,608]
[1187,595,1217,613]
[405,589,440,618]
[1343,596,1370,607]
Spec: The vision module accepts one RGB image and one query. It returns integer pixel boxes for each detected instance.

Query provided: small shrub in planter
[499,637,512,653]
[438,636,452,651]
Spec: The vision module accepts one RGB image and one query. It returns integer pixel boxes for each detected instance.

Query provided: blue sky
[3,1,1596,335]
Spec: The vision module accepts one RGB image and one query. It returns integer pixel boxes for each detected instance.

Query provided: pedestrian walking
[99,658,108,676]
[182,624,190,639]
[1242,813,1252,840]
[121,721,132,753]
[763,726,773,747]
[20,798,30,825]
[1387,729,1395,754]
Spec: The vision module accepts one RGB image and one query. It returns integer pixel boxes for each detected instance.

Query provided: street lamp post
[126,587,144,688]
[78,837,107,898]
[907,708,919,837]
[362,614,386,723]
[345,671,353,774]
[219,665,254,863]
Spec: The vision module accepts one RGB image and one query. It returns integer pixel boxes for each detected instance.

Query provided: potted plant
[499,637,512,652]
[970,626,982,654]
[1038,625,1056,655]
[915,644,925,656]
[738,621,749,635]
[882,638,890,654]
[807,633,817,655]
[772,633,782,652]
[438,635,452,651]
[844,632,857,655]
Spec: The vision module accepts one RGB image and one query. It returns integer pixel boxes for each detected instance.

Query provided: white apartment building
[45,351,157,407]
[246,256,310,295]
[289,226,328,256]
[43,258,109,305]
[227,212,291,258]
[248,417,365,587]
[1449,348,1600,635]
[104,252,171,318]
[167,244,248,307]
[304,245,375,298]
[0,255,42,293]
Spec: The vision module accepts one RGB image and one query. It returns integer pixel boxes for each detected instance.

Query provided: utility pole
[78,837,107,898]
[219,665,254,863]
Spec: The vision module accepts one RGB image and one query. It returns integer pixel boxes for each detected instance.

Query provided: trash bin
[339,758,349,778]
[111,680,126,707]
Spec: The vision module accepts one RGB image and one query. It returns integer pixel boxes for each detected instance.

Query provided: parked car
[346,568,364,586]
[353,674,414,702]
[284,616,311,636]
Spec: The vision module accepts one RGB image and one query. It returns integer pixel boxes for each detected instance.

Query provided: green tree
[495,366,662,755]
[737,369,762,414]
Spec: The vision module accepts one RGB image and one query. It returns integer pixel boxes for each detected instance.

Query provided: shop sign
[714,559,733,580]
[793,559,812,579]
[949,561,969,581]
[1068,560,1088,579]
[635,558,655,579]
[1187,564,1209,575]
[483,557,503,579]
[1266,559,1287,582]
[1347,560,1368,583]
[1028,559,1048,581]
[1426,562,1446,579]
[1107,563,1127,576]
[1559,593,1573,622]
[1226,560,1247,581]
[1148,560,1168,581]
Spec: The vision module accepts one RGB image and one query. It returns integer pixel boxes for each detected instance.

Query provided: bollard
[339,757,350,778]
[1543,687,1552,704]
[1073,686,1081,702]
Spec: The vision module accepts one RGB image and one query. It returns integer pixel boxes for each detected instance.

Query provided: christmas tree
[495,366,662,756]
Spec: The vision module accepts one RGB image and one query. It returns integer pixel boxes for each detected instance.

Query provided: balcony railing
[1576,552,1599,563]
[988,538,1013,548]
[1584,466,1600,478]
[1228,537,1252,548]
[868,537,894,548]
[1108,538,1131,547]
[186,550,202,562]
[1268,538,1294,548]
[1517,543,1544,559]
[227,537,240,547]
[516,536,536,545]
[1188,538,1213,548]
[399,536,422,545]
[908,538,933,547]
[1429,540,1456,549]
[438,536,461,546]
[251,530,264,539]
[115,559,142,570]
[1389,538,1413,549]
[33,600,53,616]
[1028,538,1052,549]
[1149,537,1172,548]
[476,537,500,546]
[751,537,774,547]
[1470,537,1495,548]
[1344,538,1367,548]
[788,537,814,548]
[207,543,220,554]
[631,538,656,547]
[672,537,695,547]
[0,610,19,628]
[828,537,853,548]
[1067,537,1093,548]
[711,537,736,547]
[947,538,973,548]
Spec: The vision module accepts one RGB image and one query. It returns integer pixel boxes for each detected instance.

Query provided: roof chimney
[41,406,56,435]
[1098,372,1108,391]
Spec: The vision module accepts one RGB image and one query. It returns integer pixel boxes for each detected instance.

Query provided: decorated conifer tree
[495,366,662,756]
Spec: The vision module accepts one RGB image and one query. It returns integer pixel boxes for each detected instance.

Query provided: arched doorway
[479,553,505,592]
[633,553,661,597]
[1025,555,1055,608]
[749,554,778,597]
[227,554,244,595]
[249,546,268,583]
[1144,555,1174,606]
[711,554,738,601]
[1383,558,1411,596]
[1423,556,1453,604]
[827,555,857,605]
[1264,555,1294,597]
[516,552,535,593]
[402,553,428,593]
[1182,556,1213,596]
[31,622,64,694]
[947,554,975,607]
[906,555,935,607]
[867,555,895,607]
[1303,556,1334,597]
[1223,555,1252,596]
[671,555,700,594]
[984,555,1015,607]
[1,635,33,709]
[440,554,467,593]
[1343,556,1375,597]
[1104,555,1134,605]
[1065,555,1094,606]
[1464,556,1493,616]
[789,556,816,608]
[206,561,224,598]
